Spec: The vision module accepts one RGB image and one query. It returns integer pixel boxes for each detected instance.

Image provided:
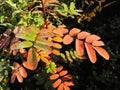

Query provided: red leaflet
[85,42,97,63]
[75,39,84,56]
[94,47,110,60]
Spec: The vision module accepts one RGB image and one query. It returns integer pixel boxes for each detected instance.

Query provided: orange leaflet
[53,43,62,49]
[16,71,23,83]
[63,81,74,86]
[53,36,63,43]
[23,61,38,70]
[75,39,84,56]
[85,42,97,63]
[63,85,70,90]
[56,66,63,72]
[92,40,104,46]
[63,35,73,45]
[57,83,64,90]
[94,46,110,60]
[50,74,59,80]
[53,79,62,88]
[19,66,27,78]
[52,49,60,55]
[77,31,90,39]
[53,26,68,36]
[59,70,68,77]
[69,28,81,37]
[13,62,21,69]
[85,34,101,43]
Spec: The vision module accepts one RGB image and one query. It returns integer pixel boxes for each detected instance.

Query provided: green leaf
[16,26,39,41]
[10,41,33,50]
[34,43,51,52]
[70,2,75,12]
[5,0,17,9]
[35,39,53,46]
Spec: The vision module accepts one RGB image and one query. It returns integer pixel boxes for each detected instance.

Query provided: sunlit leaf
[53,79,62,88]
[53,43,62,49]
[10,41,33,50]
[77,31,90,39]
[63,35,73,45]
[27,48,38,67]
[34,43,51,52]
[19,66,27,78]
[92,41,104,46]
[50,74,59,80]
[94,47,110,60]
[35,39,53,46]
[52,49,60,55]
[57,83,64,90]
[85,42,97,63]
[53,36,63,42]
[63,85,70,90]
[75,39,84,57]
[85,34,101,43]
[23,61,38,70]
[69,28,81,37]
[56,66,63,73]
[63,81,74,86]
[59,70,68,76]
[16,71,23,83]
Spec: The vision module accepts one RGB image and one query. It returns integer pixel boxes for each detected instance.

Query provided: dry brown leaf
[50,74,59,80]
[77,31,90,39]
[94,47,110,60]
[85,34,101,43]
[53,79,62,88]
[85,42,97,63]
[69,28,81,37]
[63,35,73,45]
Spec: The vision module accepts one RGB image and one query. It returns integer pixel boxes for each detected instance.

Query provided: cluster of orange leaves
[10,25,110,89]
[50,66,74,90]
[63,28,110,63]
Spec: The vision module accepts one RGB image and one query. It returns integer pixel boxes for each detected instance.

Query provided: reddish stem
[41,0,48,29]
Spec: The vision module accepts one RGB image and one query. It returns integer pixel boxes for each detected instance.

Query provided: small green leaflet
[10,41,33,50]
